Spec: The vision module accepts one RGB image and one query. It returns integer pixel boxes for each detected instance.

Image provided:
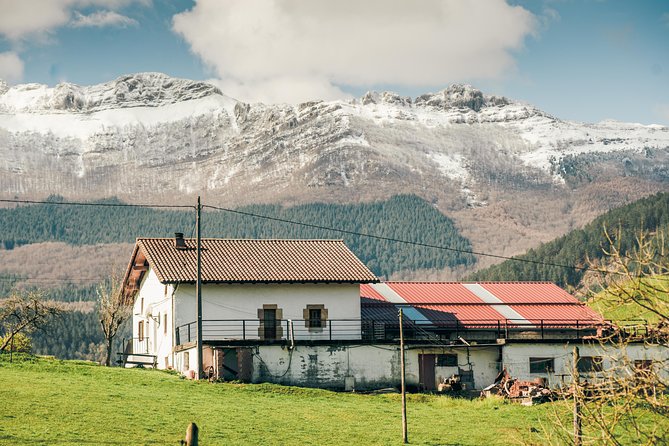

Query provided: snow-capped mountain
[1,73,668,259]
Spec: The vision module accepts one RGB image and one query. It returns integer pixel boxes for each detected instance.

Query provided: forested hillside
[469,192,669,288]
[1,194,474,360]
[0,194,474,278]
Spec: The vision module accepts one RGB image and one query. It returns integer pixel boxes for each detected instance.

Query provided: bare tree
[0,289,62,352]
[97,272,132,366]
[595,228,669,321]
[542,229,669,445]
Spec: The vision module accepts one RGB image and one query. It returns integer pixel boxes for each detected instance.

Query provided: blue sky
[0,0,667,125]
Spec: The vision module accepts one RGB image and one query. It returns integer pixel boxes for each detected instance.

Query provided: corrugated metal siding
[359,282,604,326]
[386,282,485,303]
[508,304,603,325]
[480,282,577,304]
[360,284,389,302]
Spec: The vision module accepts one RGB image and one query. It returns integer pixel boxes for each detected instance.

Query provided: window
[303,304,328,330]
[529,357,554,374]
[308,309,322,328]
[257,304,283,340]
[436,354,458,367]
[578,356,603,373]
[264,309,277,339]
[138,321,144,341]
[140,297,144,314]
[164,313,168,335]
[184,352,190,371]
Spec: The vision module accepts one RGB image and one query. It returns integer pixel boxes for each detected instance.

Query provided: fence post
[243,320,246,340]
[329,320,333,341]
[573,346,582,446]
[183,422,198,446]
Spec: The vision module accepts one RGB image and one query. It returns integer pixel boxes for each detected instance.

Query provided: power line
[202,204,592,273]
[0,198,194,210]
[0,196,640,277]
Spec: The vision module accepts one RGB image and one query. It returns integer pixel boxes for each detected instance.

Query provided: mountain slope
[1,73,668,261]
[0,195,474,279]
[468,192,669,289]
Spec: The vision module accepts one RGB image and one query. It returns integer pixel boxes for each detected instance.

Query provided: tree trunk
[105,337,113,367]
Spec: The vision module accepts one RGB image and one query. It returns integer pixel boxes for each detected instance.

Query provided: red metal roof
[480,282,578,304]
[360,282,604,327]
[387,282,485,304]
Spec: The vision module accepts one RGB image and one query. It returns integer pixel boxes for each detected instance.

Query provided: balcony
[174,318,607,346]
[117,337,157,368]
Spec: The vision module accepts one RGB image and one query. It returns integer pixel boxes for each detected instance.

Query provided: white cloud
[208,76,352,104]
[0,51,24,83]
[70,10,138,28]
[172,0,537,103]
[0,0,148,40]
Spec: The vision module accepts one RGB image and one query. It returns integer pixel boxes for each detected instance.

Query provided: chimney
[174,232,187,249]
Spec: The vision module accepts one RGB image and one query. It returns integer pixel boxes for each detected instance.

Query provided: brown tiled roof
[126,238,378,286]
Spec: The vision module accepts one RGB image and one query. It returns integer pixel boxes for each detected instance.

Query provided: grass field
[1,355,666,445]
[0,355,555,446]
[587,276,669,324]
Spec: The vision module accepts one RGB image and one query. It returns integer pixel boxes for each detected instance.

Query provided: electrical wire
[201,203,594,273]
[0,196,656,279]
[0,198,194,209]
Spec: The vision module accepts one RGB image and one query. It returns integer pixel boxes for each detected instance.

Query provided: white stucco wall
[249,345,500,390]
[131,267,174,368]
[174,283,362,342]
[502,342,669,387]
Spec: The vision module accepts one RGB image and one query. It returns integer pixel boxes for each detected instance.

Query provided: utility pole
[196,196,203,379]
[573,346,582,446]
[399,308,408,444]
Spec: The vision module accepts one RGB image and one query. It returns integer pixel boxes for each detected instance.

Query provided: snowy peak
[357,84,512,112]
[0,72,224,113]
[415,84,510,111]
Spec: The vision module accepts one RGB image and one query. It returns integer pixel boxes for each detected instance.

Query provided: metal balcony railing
[122,337,151,355]
[174,318,606,345]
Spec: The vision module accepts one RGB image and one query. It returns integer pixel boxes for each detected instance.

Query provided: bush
[0,332,32,353]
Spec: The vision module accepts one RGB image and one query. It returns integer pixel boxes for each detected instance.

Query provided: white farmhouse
[120,234,378,377]
[120,235,667,391]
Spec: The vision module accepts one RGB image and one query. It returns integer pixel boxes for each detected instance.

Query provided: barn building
[120,235,667,391]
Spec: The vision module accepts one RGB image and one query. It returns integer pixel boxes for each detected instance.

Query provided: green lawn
[0,356,551,446]
[1,355,665,445]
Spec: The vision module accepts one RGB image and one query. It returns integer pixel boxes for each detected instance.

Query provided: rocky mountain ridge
[1,72,668,269]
